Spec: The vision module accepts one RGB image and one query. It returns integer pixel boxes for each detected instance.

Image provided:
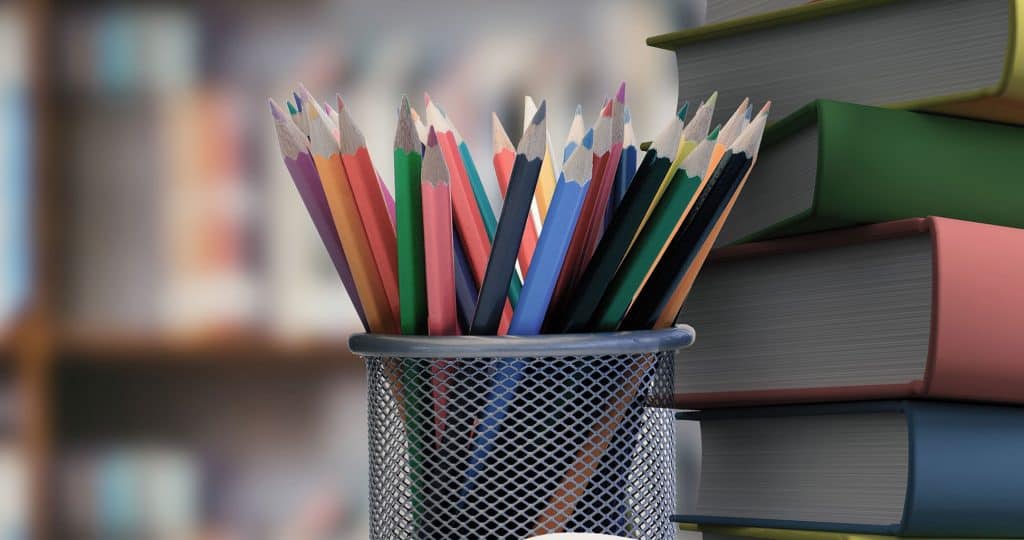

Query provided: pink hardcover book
[674,217,1024,408]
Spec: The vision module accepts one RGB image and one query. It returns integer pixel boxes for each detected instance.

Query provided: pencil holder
[349,325,694,540]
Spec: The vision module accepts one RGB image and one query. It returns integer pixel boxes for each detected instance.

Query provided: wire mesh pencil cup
[349,325,694,540]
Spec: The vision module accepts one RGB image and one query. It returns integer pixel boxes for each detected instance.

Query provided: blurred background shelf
[2,0,704,537]
[56,332,360,366]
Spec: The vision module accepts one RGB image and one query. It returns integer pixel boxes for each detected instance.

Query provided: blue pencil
[562,105,585,164]
[510,145,594,335]
[458,144,592,510]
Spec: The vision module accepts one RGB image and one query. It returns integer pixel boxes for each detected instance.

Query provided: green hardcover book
[716,100,1024,245]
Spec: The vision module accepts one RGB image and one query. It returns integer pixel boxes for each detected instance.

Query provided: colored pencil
[493,113,539,277]
[562,104,585,164]
[578,83,626,266]
[470,101,546,335]
[270,99,368,331]
[421,127,458,336]
[509,144,593,335]
[544,99,613,324]
[589,133,718,331]
[621,102,769,331]
[652,101,755,329]
[425,97,513,330]
[335,95,401,329]
[409,106,430,145]
[548,104,687,333]
[450,110,523,307]
[609,105,638,217]
[524,96,557,221]
[304,89,396,334]
[291,90,310,136]
[638,92,717,234]
[452,226,478,334]
[458,104,547,503]
[395,97,427,335]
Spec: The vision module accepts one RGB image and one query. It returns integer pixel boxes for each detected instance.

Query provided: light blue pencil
[562,105,585,164]
[458,144,593,505]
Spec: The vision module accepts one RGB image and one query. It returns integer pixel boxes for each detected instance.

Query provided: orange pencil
[653,100,757,329]
[335,95,401,328]
[492,113,538,277]
[303,89,396,334]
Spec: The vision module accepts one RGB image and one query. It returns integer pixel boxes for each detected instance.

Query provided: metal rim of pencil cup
[348,324,695,358]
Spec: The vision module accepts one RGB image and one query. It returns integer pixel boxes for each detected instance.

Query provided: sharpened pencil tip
[759,101,772,116]
[709,124,721,140]
[575,104,583,116]
[400,95,410,114]
[285,100,297,116]
[427,126,438,147]
[616,82,626,103]
[293,91,303,111]
[624,106,631,123]
[677,102,689,120]
[532,100,546,124]
[745,104,753,120]
[336,94,347,111]
[269,99,286,121]
[705,91,719,108]
[423,92,432,106]
[601,99,612,116]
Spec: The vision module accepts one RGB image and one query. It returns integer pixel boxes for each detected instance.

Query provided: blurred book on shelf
[60,446,200,539]
[0,7,31,334]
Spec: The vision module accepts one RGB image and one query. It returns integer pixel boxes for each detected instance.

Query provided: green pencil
[590,133,717,331]
[394,96,430,529]
[395,96,428,335]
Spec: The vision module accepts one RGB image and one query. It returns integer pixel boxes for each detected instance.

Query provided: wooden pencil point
[519,106,547,160]
[395,97,419,154]
[616,81,626,103]
[492,113,515,155]
[336,95,366,155]
[563,144,593,185]
[677,102,690,120]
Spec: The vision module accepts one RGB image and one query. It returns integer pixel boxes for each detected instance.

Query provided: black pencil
[620,103,769,330]
[469,101,547,335]
[547,104,688,333]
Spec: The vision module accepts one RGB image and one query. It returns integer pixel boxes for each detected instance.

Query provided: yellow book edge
[647,0,1024,125]
[677,522,1017,540]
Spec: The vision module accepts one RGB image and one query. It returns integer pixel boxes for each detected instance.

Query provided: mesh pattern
[362,350,677,540]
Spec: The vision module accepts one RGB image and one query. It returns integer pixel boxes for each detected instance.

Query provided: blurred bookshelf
[2,0,691,536]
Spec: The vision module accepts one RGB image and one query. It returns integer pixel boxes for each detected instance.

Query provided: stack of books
[650,1,1024,538]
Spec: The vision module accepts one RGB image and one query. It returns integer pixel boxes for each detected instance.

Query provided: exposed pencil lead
[575,104,583,116]
[582,128,594,150]
[427,125,439,148]
[615,82,626,103]
[677,102,689,120]
[286,100,298,116]
[532,100,546,124]
[717,98,751,149]
[745,104,753,120]
[709,124,722,140]
[624,106,632,123]
[601,99,612,117]
[423,92,432,106]
[292,91,303,112]
[269,98,287,121]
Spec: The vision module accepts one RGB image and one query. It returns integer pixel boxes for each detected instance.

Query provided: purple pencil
[270,99,369,330]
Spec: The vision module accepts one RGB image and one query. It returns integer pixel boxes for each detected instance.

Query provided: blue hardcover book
[674,401,1024,537]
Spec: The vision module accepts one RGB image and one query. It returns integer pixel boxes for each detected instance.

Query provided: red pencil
[426,96,513,332]
[422,128,458,336]
[336,95,401,329]
[492,113,539,277]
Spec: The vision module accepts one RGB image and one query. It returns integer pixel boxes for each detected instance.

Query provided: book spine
[672,381,925,409]
[924,217,1024,403]
[902,401,1024,536]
